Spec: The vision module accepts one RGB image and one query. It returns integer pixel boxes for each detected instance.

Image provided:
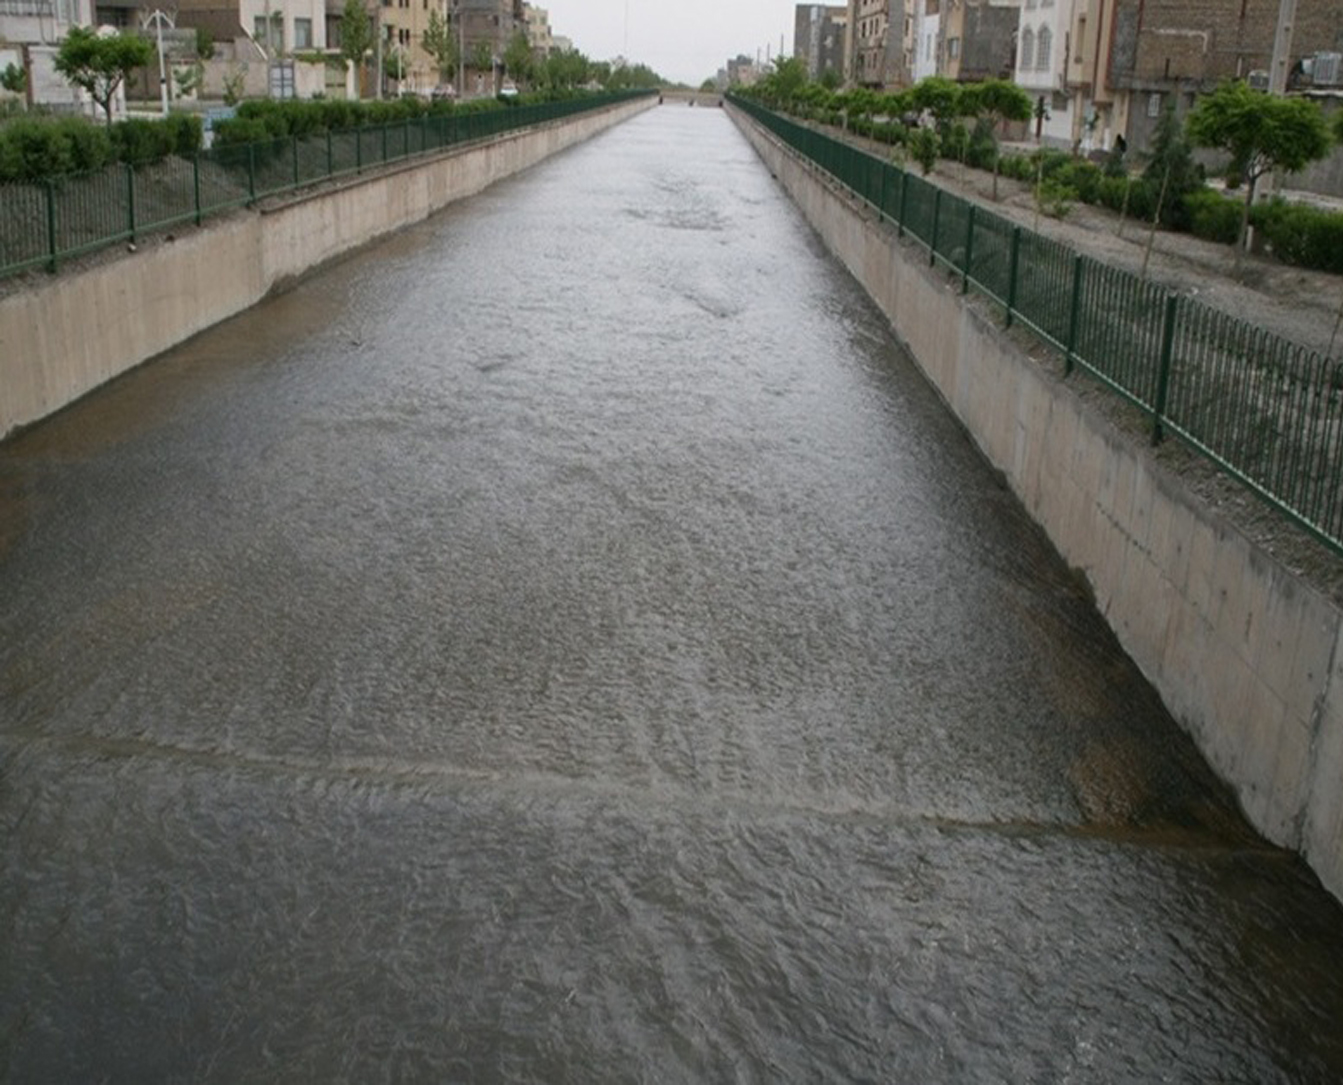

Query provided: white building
[0,0,123,116]
[1015,0,1078,147]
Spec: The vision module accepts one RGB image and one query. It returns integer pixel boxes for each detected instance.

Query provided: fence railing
[0,92,652,281]
[730,94,1343,556]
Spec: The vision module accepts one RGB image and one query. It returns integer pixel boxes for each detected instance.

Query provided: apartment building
[794,4,848,81]
[848,0,891,86]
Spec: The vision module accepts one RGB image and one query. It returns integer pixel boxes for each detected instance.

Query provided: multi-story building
[940,0,1019,82]
[1014,0,1081,145]
[848,0,891,86]
[450,0,522,94]
[524,2,551,57]
[911,0,939,81]
[0,0,103,113]
[794,4,848,81]
[1107,0,1342,151]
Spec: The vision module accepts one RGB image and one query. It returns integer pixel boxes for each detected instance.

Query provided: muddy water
[2,107,1341,1082]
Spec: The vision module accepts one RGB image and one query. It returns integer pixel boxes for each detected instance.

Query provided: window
[1019,27,1034,70]
[253,14,283,51]
[294,17,312,48]
[1147,91,1162,118]
[948,37,960,59]
[1036,25,1051,70]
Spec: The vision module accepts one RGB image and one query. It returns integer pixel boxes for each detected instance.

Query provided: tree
[1142,102,1199,230]
[422,8,457,84]
[909,75,961,134]
[968,78,1032,199]
[339,0,373,95]
[470,40,493,82]
[1186,80,1332,252]
[502,31,532,87]
[1,62,26,103]
[53,26,153,127]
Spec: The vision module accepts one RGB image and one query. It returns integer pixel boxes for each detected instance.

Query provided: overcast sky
[542,0,799,86]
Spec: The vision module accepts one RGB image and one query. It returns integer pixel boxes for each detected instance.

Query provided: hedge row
[211,88,591,147]
[0,113,202,182]
[994,149,1343,274]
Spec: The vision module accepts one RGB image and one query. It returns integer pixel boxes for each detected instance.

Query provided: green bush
[111,118,174,165]
[1050,158,1102,203]
[1095,174,1158,222]
[163,112,203,155]
[1253,199,1343,273]
[909,127,938,175]
[0,115,114,180]
[1184,187,1241,244]
[1036,179,1074,219]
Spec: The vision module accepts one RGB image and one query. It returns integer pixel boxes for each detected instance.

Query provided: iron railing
[730,94,1343,556]
[0,92,652,281]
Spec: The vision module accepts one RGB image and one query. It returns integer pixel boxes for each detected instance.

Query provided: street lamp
[142,8,173,116]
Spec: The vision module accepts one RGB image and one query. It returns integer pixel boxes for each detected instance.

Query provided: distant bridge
[657,88,724,107]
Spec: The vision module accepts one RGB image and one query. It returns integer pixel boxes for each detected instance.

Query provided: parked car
[499,80,518,98]
[431,84,457,101]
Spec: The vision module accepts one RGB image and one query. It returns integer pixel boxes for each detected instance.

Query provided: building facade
[794,4,848,81]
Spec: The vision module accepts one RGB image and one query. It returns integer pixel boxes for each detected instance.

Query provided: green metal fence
[0,92,651,281]
[730,94,1343,556]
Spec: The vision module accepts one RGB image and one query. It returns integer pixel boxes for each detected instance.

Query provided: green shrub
[0,115,114,180]
[909,126,938,174]
[111,117,173,165]
[1253,199,1343,273]
[1036,180,1075,219]
[163,112,203,155]
[965,117,997,171]
[1184,187,1241,244]
[1050,158,1102,203]
[1095,174,1158,222]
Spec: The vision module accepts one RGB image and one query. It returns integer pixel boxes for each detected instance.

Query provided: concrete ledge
[729,105,1343,902]
[0,97,656,438]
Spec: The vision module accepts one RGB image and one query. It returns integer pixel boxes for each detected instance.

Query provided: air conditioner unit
[1247,69,1269,90]
[1313,51,1341,86]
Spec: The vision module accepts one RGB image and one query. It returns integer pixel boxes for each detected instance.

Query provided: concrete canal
[2,105,1342,1082]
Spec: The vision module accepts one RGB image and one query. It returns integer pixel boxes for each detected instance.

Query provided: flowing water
[2,106,1342,1083]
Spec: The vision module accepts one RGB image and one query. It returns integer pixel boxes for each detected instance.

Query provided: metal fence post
[381,123,388,164]
[247,143,256,202]
[1064,254,1084,375]
[126,163,137,243]
[356,126,363,171]
[292,136,300,188]
[193,153,202,226]
[327,129,334,177]
[962,205,975,295]
[930,188,941,267]
[1005,226,1021,327]
[45,180,58,272]
[897,169,908,237]
[1152,294,1179,444]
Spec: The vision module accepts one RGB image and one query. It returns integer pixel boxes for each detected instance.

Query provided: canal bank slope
[0,96,657,440]
[728,105,1343,904]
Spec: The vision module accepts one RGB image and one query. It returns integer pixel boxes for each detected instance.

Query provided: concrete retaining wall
[0,97,656,439]
[730,106,1343,902]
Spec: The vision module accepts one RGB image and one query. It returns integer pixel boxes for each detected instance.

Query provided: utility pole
[1258,0,1297,211]
[1268,0,1297,95]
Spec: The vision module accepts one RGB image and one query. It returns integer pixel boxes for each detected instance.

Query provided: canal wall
[0,96,657,439]
[730,106,1343,903]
